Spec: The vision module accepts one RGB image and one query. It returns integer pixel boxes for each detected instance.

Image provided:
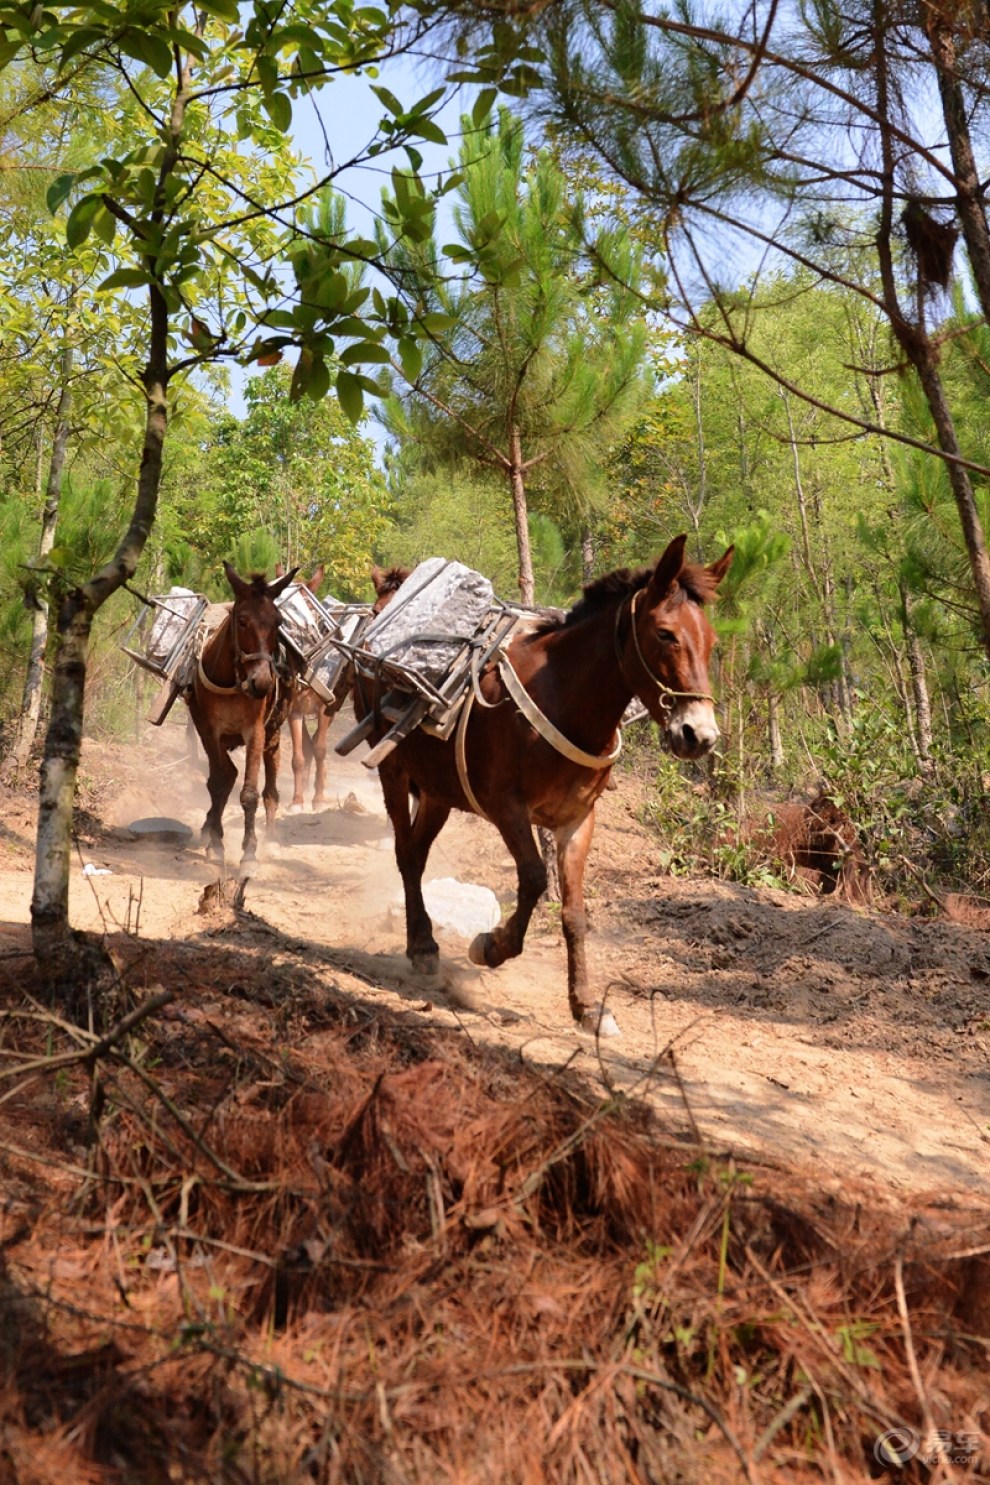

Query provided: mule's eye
[656,628,678,645]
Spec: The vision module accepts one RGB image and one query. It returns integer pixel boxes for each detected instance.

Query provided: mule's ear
[269,566,300,598]
[370,564,386,597]
[707,546,734,586]
[274,561,285,578]
[307,564,325,593]
[647,534,688,601]
[223,560,251,600]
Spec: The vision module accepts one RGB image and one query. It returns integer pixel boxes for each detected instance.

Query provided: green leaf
[306,355,331,401]
[46,173,76,214]
[419,312,456,333]
[397,335,422,382]
[91,203,116,245]
[472,89,497,128]
[65,194,101,249]
[290,347,313,401]
[339,341,390,365]
[371,84,403,115]
[199,0,240,20]
[97,267,152,291]
[118,28,173,79]
[262,90,292,132]
[411,118,446,146]
[336,370,364,423]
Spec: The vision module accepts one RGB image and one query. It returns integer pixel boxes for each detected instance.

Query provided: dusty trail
[2,712,988,1196]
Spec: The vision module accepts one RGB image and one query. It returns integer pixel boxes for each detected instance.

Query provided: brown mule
[283,564,411,811]
[355,536,733,1035]
[185,562,299,865]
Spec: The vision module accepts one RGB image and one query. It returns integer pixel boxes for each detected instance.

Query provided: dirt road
[2,714,988,1197]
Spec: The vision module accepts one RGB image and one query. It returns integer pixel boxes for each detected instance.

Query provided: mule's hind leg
[468,806,546,970]
[379,760,450,974]
[310,709,330,808]
[288,715,307,811]
[262,731,280,839]
[556,811,618,1036]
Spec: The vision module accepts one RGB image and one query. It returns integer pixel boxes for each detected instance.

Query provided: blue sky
[231,52,473,437]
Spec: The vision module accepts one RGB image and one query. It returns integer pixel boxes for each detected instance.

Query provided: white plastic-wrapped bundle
[306,603,370,700]
[144,588,203,674]
[275,583,336,661]
[359,558,494,684]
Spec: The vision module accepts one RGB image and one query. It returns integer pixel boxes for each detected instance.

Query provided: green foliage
[384,467,520,596]
[160,364,392,597]
[379,106,651,598]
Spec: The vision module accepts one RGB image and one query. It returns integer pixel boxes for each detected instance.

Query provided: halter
[615,588,715,712]
[197,601,283,698]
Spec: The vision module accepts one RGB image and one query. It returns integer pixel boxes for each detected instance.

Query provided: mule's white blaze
[671,698,720,755]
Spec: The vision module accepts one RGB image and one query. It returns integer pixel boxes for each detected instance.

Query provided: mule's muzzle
[667,702,720,760]
[242,662,275,698]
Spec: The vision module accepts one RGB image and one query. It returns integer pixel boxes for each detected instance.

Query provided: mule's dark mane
[375,565,410,596]
[246,574,276,597]
[532,560,720,635]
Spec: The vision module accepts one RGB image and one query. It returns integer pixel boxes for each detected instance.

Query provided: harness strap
[498,654,622,769]
[616,589,715,709]
[454,689,489,818]
[196,654,240,695]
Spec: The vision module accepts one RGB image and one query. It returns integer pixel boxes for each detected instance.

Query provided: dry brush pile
[1,930,988,1484]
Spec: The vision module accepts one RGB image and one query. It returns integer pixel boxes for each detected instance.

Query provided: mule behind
[185,562,299,864]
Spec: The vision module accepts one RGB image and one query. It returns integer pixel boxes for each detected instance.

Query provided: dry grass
[1,928,988,1484]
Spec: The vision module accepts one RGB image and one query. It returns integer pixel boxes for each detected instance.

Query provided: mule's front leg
[240,720,266,863]
[202,747,238,865]
[468,808,545,970]
[556,810,618,1036]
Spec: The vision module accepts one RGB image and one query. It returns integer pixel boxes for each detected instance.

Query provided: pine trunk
[508,424,535,606]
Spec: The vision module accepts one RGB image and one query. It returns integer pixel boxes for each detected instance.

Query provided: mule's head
[223,561,299,698]
[626,535,733,760]
[370,564,411,614]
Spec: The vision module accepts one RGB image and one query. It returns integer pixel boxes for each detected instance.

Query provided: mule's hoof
[580,1005,621,1038]
[468,932,491,968]
[410,952,441,979]
[288,803,304,815]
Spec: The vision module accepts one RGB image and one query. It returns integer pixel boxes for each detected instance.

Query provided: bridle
[615,587,714,714]
[197,600,284,698]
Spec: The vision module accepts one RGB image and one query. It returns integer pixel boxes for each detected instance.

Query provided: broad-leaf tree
[0,0,520,970]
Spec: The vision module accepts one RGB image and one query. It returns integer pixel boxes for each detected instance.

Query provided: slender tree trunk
[767,689,784,775]
[900,585,933,769]
[581,525,594,583]
[31,312,171,968]
[926,18,990,327]
[872,5,990,663]
[508,424,535,606]
[30,39,192,972]
[12,336,74,767]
